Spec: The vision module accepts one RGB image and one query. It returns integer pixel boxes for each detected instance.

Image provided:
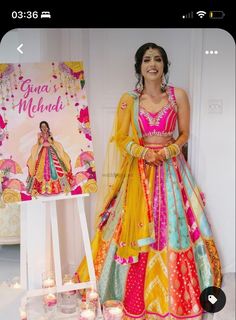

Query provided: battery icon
[209,11,225,19]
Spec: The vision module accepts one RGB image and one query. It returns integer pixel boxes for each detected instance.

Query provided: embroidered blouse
[138,86,177,138]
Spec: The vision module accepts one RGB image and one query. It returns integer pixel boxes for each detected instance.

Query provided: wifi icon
[196,11,207,18]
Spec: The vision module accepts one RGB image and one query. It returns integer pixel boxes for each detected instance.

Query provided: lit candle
[80,309,96,320]
[19,307,27,320]
[109,307,123,317]
[12,282,21,289]
[11,276,21,289]
[44,293,57,307]
[42,271,55,289]
[103,300,123,320]
[86,288,99,306]
[42,278,55,289]
[64,279,76,293]
[88,290,98,301]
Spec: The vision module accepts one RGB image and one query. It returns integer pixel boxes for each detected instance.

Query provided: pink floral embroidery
[114,254,137,265]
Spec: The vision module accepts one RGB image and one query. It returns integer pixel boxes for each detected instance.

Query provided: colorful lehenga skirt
[75,146,222,320]
[26,145,74,195]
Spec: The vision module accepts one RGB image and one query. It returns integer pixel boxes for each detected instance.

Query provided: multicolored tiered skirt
[27,145,74,196]
[76,146,222,320]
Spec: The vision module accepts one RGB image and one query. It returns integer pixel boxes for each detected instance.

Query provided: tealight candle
[11,276,21,289]
[79,301,96,320]
[42,271,55,289]
[87,289,99,301]
[43,293,57,313]
[44,293,57,306]
[103,300,123,320]
[86,288,99,307]
[12,282,21,289]
[19,307,27,320]
[109,307,123,316]
[80,309,96,320]
[42,277,55,288]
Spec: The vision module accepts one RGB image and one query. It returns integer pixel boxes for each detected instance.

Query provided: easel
[20,193,102,317]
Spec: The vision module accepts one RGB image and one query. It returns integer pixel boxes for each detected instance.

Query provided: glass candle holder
[43,291,57,314]
[79,301,96,320]
[42,271,55,289]
[86,287,99,312]
[59,274,77,314]
[103,300,123,320]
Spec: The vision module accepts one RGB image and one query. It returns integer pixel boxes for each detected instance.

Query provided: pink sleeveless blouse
[138,86,177,138]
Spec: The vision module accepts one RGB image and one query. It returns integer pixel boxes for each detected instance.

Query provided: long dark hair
[134,42,170,91]
[39,121,52,137]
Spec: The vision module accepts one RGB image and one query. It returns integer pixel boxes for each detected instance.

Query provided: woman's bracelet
[163,143,181,159]
[129,143,149,159]
[140,147,149,160]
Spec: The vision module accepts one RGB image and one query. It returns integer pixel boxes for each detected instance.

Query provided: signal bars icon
[182,12,194,19]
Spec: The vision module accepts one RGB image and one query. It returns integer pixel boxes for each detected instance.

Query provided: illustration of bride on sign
[26,121,75,196]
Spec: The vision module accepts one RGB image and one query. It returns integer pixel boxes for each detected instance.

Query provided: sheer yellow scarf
[95,91,155,262]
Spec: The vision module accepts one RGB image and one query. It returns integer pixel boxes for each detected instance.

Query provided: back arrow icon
[17,44,23,54]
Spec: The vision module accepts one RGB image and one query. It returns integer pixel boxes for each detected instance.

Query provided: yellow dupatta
[76,91,155,283]
[95,91,155,262]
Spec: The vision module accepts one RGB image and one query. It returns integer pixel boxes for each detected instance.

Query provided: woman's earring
[161,74,167,91]
[137,80,143,93]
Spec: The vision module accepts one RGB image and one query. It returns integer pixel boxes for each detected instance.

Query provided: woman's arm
[174,87,190,147]
[157,87,190,161]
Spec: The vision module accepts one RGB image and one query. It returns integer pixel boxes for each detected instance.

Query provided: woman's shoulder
[118,91,137,108]
[170,86,188,104]
[120,91,138,100]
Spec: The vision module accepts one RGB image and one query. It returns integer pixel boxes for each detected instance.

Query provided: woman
[26,121,74,196]
[75,43,222,320]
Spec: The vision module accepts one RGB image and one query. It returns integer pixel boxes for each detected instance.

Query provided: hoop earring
[161,74,167,92]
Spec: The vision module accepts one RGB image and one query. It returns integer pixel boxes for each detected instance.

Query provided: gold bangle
[164,143,180,159]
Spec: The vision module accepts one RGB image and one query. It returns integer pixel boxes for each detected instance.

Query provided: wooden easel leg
[76,197,103,317]
[20,202,28,290]
[76,197,96,287]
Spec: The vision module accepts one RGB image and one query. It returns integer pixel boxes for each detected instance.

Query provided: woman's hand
[144,149,165,166]
[153,150,166,166]
[144,149,157,163]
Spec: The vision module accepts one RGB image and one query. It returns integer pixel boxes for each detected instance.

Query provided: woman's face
[141,48,164,83]
[40,123,48,133]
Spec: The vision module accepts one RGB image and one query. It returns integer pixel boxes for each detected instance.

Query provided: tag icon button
[208,294,217,304]
[200,286,226,313]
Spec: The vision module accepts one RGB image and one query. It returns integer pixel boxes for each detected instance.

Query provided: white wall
[0,28,234,276]
[197,29,235,273]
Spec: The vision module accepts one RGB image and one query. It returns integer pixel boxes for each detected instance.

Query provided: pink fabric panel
[123,253,148,317]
